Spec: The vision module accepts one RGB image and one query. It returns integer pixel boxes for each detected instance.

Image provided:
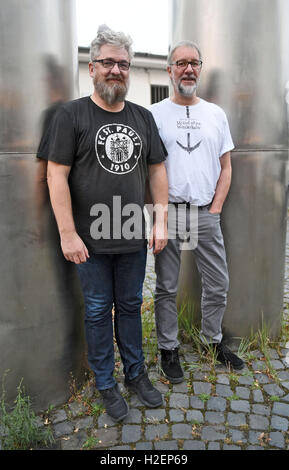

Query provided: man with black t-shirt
[38,26,168,422]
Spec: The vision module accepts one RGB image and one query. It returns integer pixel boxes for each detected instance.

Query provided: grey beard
[94,79,128,105]
[178,81,197,96]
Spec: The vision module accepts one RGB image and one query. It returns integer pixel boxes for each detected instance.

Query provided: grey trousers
[154,206,229,349]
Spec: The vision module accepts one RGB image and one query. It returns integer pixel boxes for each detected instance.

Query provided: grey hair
[167,40,202,65]
[90,24,134,62]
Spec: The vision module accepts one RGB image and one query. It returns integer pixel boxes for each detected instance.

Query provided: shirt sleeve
[37,105,76,166]
[219,111,234,157]
[146,110,168,164]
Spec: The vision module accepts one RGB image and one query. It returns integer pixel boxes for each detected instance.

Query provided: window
[151,85,169,104]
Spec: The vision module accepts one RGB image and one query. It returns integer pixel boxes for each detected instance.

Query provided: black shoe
[99,384,129,422]
[125,369,163,407]
[214,342,245,370]
[160,348,184,384]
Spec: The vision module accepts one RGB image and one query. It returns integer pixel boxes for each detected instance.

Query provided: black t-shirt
[37,96,166,254]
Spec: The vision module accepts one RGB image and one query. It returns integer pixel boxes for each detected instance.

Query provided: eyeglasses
[170,60,203,70]
[92,59,131,71]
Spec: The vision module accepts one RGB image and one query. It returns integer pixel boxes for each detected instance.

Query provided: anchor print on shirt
[176,105,202,154]
[176,134,202,154]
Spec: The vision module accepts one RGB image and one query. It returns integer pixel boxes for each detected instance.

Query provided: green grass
[0,378,54,450]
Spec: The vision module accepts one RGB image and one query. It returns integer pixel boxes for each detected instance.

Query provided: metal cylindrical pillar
[171,0,289,338]
[0,0,86,411]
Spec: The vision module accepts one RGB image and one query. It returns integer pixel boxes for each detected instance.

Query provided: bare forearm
[210,152,232,213]
[148,163,168,214]
[47,173,76,236]
[211,167,231,212]
[148,163,168,254]
[47,167,89,263]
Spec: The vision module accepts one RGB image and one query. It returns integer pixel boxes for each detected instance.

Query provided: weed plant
[0,379,54,450]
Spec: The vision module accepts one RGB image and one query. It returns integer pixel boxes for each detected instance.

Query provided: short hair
[167,40,202,65]
[90,25,134,62]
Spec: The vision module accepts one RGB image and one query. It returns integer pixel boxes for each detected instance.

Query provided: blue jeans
[76,247,147,390]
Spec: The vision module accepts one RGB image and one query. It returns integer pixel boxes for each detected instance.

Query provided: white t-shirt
[149,98,234,206]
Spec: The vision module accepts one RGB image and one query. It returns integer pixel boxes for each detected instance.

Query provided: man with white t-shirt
[149,40,244,383]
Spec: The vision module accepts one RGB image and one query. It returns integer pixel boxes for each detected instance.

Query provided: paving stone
[109,445,131,450]
[74,416,94,430]
[238,375,254,385]
[271,415,289,431]
[184,352,199,362]
[251,405,271,416]
[282,393,289,402]
[255,374,272,384]
[207,442,220,450]
[249,414,269,430]
[269,431,285,448]
[248,430,265,445]
[216,374,230,385]
[272,402,289,417]
[268,349,280,360]
[183,440,205,450]
[190,396,205,409]
[155,381,169,394]
[215,384,233,397]
[223,444,241,450]
[144,409,166,422]
[251,361,267,371]
[135,442,153,450]
[154,441,178,450]
[169,409,185,422]
[281,381,289,390]
[205,411,225,424]
[98,412,117,428]
[201,425,226,441]
[145,424,169,441]
[263,384,285,397]
[193,382,212,395]
[206,397,226,412]
[193,371,208,380]
[122,425,142,443]
[227,412,247,427]
[53,421,75,438]
[277,371,289,381]
[172,382,189,393]
[252,390,264,403]
[247,445,265,450]
[230,400,250,413]
[235,387,250,399]
[169,393,189,409]
[68,401,88,418]
[270,360,285,370]
[187,410,204,424]
[60,430,88,450]
[51,409,67,424]
[229,429,247,444]
[91,427,119,448]
[171,424,193,439]
[119,408,140,424]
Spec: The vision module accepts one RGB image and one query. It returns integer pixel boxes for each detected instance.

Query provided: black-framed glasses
[170,60,203,69]
[92,59,131,71]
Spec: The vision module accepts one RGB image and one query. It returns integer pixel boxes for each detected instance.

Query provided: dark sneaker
[125,369,163,407]
[214,342,245,370]
[99,384,129,422]
[160,348,184,384]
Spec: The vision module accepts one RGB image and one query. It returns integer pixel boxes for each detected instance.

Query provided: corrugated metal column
[170,0,289,338]
[0,0,86,411]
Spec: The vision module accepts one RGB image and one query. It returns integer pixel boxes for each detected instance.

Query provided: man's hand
[60,231,89,264]
[149,221,168,255]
